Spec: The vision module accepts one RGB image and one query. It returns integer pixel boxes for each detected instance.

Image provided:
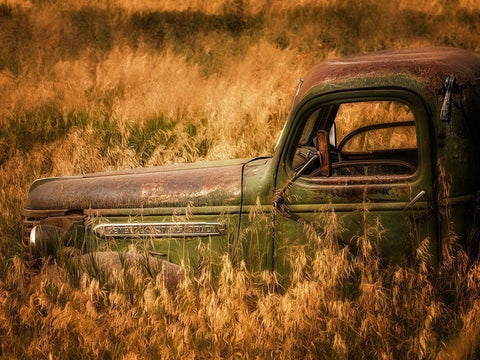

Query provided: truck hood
[26,159,248,210]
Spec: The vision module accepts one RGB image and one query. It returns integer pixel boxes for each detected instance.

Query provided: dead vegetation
[1,0,480,358]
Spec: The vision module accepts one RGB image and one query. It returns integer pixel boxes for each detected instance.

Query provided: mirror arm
[440,74,455,123]
[293,152,321,182]
[272,153,320,215]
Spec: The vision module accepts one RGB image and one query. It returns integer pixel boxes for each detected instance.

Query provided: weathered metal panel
[26,159,245,210]
[295,47,480,107]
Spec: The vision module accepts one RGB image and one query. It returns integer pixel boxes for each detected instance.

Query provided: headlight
[29,225,67,257]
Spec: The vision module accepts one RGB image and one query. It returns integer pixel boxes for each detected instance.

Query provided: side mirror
[316,130,331,177]
[272,130,331,215]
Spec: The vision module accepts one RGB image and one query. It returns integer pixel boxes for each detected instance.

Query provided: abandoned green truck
[23,47,480,275]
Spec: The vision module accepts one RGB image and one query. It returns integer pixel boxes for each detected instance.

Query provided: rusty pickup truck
[23,47,480,273]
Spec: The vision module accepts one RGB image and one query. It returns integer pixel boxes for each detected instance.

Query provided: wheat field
[1,0,480,358]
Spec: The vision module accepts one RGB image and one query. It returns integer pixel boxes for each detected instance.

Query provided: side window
[293,100,418,177]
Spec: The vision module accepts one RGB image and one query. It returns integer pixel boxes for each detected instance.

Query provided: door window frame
[279,88,432,188]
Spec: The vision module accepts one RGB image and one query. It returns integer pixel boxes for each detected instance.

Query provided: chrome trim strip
[287,202,428,212]
[93,222,225,238]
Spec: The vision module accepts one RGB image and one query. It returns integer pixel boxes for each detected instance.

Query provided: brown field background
[1,0,480,358]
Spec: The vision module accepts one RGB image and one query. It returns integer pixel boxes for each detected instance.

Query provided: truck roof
[297,47,480,103]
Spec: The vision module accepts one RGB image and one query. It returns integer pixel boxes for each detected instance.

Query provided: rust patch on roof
[296,47,480,103]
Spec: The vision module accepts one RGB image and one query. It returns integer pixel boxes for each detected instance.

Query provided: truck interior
[293,100,418,178]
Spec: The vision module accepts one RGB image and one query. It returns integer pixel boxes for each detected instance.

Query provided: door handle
[404,190,427,211]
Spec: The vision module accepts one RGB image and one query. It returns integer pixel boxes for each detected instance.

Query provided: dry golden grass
[1,208,478,359]
[4,0,480,14]
[335,101,417,151]
[1,0,480,358]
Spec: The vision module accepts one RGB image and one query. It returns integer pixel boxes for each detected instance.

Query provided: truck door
[274,89,437,275]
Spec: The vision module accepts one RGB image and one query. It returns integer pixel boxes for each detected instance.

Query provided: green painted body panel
[273,87,437,272]
[87,215,234,267]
